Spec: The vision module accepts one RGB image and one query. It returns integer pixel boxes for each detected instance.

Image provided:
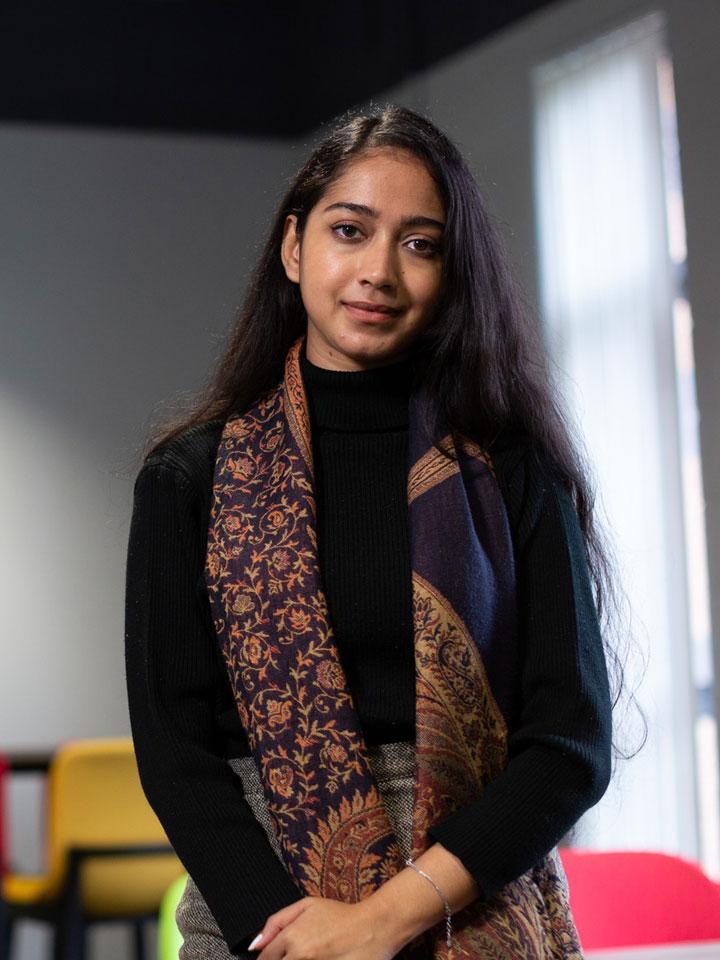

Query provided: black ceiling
[1,2,560,138]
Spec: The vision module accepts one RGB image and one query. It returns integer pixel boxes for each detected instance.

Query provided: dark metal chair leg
[52,921,64,960]
[53,918,86,960]
[56,855,85,960]
[133,919,146,960]
[0,902,15,960]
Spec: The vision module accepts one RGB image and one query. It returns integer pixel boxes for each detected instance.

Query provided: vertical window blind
[531,10,717,875]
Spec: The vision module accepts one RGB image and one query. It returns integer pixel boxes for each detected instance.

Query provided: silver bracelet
[405,856,453,952]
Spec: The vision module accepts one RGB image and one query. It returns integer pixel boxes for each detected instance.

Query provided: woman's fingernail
[248,932,264,950]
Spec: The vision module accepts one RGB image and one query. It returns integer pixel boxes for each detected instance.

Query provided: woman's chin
[306,322,406,370]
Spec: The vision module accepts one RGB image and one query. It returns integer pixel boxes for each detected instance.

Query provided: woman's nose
[357,236,399,288]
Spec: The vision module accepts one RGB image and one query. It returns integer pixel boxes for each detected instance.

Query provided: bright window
[531,9,718,876]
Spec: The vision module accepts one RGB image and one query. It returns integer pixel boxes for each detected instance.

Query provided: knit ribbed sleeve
[425,443,613,895]
[124,460,302,954]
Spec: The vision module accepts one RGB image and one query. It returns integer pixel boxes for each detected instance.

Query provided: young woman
[125,104,632,960]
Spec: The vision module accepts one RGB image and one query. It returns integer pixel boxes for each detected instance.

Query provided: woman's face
[281,147,446,370]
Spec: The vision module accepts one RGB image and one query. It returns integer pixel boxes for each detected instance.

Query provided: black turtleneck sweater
[124,348,612,955]
[300,348,417,745]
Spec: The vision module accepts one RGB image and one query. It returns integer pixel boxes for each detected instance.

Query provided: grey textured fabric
[176,740,416,959]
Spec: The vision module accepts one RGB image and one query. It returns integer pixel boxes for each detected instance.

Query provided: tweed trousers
[176,740,416,959]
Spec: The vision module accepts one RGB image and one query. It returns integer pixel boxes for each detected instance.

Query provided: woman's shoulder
[139,417,226,494]
[488,431,570,548]
[489,428,562,489]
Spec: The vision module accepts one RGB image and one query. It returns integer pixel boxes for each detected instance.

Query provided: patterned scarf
[205,334,583,959]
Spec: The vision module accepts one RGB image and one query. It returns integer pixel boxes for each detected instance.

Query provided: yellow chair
[0,737,185,960]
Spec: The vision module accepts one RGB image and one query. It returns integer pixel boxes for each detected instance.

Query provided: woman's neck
[299,344,414,432]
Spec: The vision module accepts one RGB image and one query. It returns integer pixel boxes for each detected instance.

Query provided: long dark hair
[141,102,646,767]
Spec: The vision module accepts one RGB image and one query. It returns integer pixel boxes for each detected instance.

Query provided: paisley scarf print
[205,334,584,958]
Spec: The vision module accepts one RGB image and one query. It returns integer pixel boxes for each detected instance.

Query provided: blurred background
[1,1,718,958]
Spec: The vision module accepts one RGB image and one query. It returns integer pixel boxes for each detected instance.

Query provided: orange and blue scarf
[205,334,582,959]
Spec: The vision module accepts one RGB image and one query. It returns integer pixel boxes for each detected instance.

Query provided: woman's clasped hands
[247,894,409,960]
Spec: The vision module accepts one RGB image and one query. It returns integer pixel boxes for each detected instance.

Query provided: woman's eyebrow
[322,201,445,231]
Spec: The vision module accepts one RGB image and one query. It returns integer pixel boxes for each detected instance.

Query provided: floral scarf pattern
[205,335,584,958]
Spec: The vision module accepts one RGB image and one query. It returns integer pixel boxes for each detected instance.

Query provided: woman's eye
[332,223,362,240]
[408,238,440,256]
[331,224,440,256]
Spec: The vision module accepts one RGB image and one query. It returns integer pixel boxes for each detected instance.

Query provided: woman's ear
[280,214,301,284]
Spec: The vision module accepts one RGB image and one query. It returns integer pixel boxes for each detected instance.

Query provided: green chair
[157,872,188,960]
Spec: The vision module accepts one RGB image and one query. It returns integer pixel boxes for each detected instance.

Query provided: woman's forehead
[321,150,444,217]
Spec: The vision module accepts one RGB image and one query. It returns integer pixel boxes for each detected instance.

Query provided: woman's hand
[247,842,480,959]
[249,895,405,960]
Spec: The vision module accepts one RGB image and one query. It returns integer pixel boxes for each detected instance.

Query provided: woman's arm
[427,441,612,885]
[124,460,302,954]
[365,441,614,947]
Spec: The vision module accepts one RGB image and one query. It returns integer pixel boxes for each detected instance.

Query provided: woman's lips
[342,302,401,323]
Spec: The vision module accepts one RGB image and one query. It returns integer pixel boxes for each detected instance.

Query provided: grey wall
[1,124,294,748]
[0,124,294,960]
[2,1,718,958]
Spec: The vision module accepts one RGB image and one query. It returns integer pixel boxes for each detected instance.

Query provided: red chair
[559,847,720,950]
